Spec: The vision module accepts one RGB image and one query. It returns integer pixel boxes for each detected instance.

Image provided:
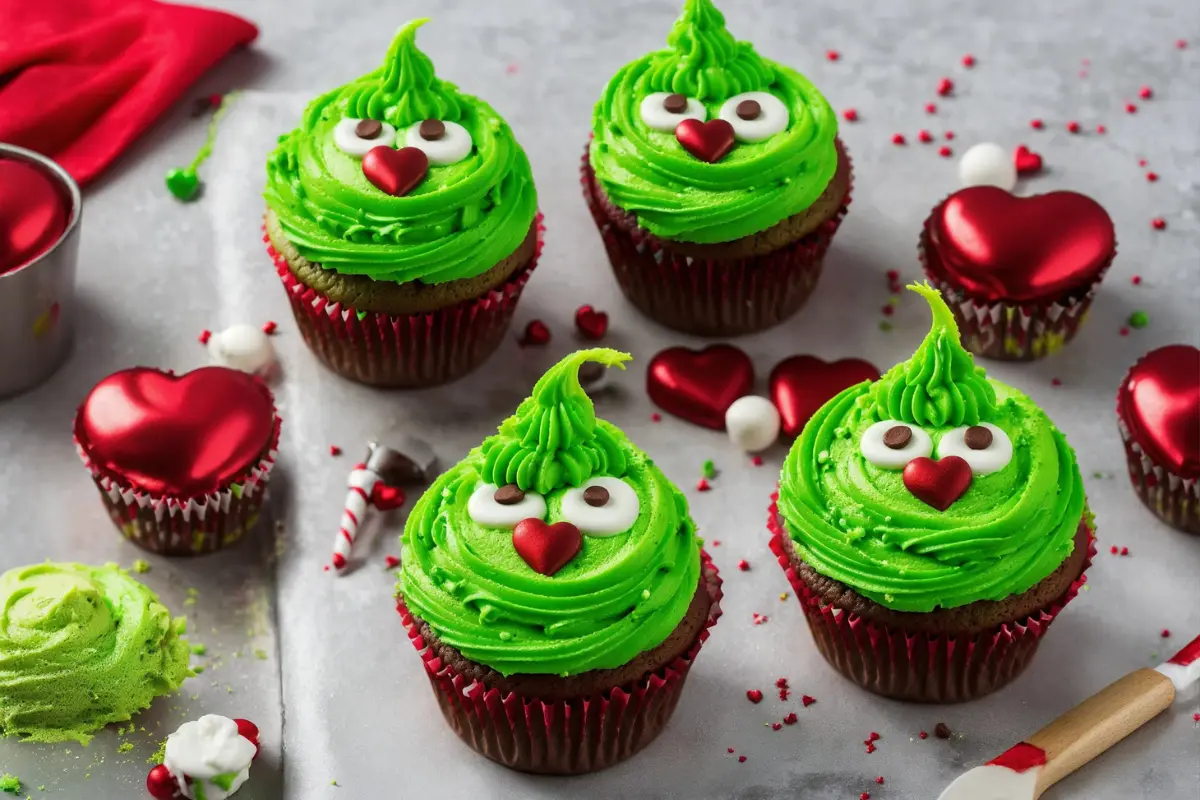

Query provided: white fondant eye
[860,420,934,469]
[718,92,789,143]
[639,92,706,132]
[468,483,546,528]
[559,476,640,537]
[404,119,473,165]
[936,423,1013,474]
[333,118,397,156]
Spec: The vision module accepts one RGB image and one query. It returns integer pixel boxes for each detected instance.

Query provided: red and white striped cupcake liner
[1117,415,1200,535]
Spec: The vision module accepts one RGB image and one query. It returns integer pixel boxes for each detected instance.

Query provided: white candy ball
[208,324,275,375]
[724,396,781,453]
[958,142,1017,191]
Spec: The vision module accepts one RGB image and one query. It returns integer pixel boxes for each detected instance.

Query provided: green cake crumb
[118,743,133,754]
[131,559,151,574]
[190,643,208,656]
[149,739,168,766]
[702,460,716,479]
[193,666,205,674]
[253,649,268,661]
[1128,310,1149,329]
[0,774,20,794]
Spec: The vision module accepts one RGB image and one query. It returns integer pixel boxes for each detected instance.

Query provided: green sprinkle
[356,310,368,321]
[254,649,268,661]
[191,643,208,656]
[702,459,716,479]
[879,320,894,332]
[193,666,205,674]
[1128,310,1149,329]
[131,559,151,574]
[0,774,20,794]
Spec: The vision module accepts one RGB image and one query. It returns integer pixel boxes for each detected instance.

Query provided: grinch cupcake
[0,563,190,744]
[397,349,721,774]
[769,284,1094,702]
[583,0,850,337]
[264,19,541,387]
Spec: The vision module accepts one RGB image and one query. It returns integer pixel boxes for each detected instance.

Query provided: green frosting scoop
[777,285,1087,613]
[589,0,839,244]
[399,349,703,677]
[0,563,190,744]
[264,19,538,285]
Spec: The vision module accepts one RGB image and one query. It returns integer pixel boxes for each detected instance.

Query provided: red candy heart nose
[362,146,429,196]
[512,519,582,576]
[234,718,261,760]
[902,456,972,511]
[146,764,181,800]
[675,118,736,163]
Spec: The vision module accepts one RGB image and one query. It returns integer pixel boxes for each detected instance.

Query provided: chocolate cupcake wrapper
[267,214,544,388]
[767,493,1095,703]
[919,224,1112,362]
[397,551,723,775]
[74,416,281,556]
[1117,416,1200,534]
[581,145,852,337]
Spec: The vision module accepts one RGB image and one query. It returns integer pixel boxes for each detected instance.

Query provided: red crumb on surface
[1111,545,1120,554]
[385,556,400,569]
[962,54,976,67]
[945,131,956,140]
[651,412,662,422]
[937,77,954,96]
[861,794,871,800]
[752,613,769,626]
[1152,218,1167,230]
[738,755,747,763]
[1030,118,1044,129]
[329,445,342,457]
[696,478,711,492]
[751,455,764,466]
[876,777,885,785]
[1139,86,1153,99]
[772,722,783,731]
[867,732,881,742]
[323,564,331,572]
[925,102,937,114]
[1051,378,1062,387]
[919,731,928,739]
[783,712,798,725]
[262,320,278,335]
[738,559,750,571]
[938,146,953,158]
[728,747,735,753]
[1146,172,1159,182]
[1120,327,1130,336]
[1177,39,1188,49]
[842,108,859,122]
[1126,103,1138,114]
[826,49,840,61]
[198,329,212,345]
[1162,629,1171,638]
[1096,124,1107,134]
[918,129,934,143]
[712,539,721,547]
[1132,275,1143,285]
[881,305,894,317]
[746,689,763,704]
[886,269,900,281]
[865,742,876,754]
[891,133,906,145]
[802,695,816,707]
[1066,121,1081,133]
[776,677,789,689]
[1121,546,1130,556]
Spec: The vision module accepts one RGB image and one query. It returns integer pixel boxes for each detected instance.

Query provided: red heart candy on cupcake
[1119,344,1200,478]
[74,367,277,497]
[512,519,582,576]
[925,186,1115,302]
[647,344,754,430]
[362,146,428,197]
[769,355,881,438]
[675,118,736,163]
[903,456,973,511]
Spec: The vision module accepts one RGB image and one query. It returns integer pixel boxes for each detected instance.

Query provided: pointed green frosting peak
[480,349,632,494]
[866,283,997,427]
[645,0,773,100]
[344,19,465,127]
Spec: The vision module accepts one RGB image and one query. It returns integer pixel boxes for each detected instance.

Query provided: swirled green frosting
[264,19,538,284]
[0,563,190,744]
[589,0,839,243]
[777,285,1087,613]
[399,349,703,676]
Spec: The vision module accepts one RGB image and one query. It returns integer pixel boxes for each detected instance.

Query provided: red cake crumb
[385,556,400,569]
[1126,103,1138,114]
[262,320,278,335]
[1132,275,1143,285]
[772,722,783,731]
[198,329,212,345]
[938,146,953,158]
[751,455,764,466]
[651,412,662,422]
[1162,629,1171,638]
[876,777,885,785]
[925,102,937,114]
[918,130,934,143]
[1146,172,1159,182]
[802,695,816,707]
[919,731,928,739]
[738,755,747,763]
[738,560,750,571]
[783,712,798,725]
[329,445,342,457]
[1096,124,1107,134]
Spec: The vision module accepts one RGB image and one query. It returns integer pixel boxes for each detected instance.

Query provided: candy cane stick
[332,462,378,570]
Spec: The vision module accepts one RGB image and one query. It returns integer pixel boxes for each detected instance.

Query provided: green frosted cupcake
[264,19,540,387]
[583,0,851,336]
[769,284,1094,702]
[0,563,190,744]
[397,349,721,774]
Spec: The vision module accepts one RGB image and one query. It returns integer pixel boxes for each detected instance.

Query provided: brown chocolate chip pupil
[493,484,525,505]
[582,486,610,507]
[355,119,383,140]
[735,99,762,120]
[662,93,688,114]
[964,425,993,450]
[882,425,912,449]
[419,119,446,141]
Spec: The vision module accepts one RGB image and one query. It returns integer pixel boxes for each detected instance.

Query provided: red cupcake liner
[74,416,281,556]
[581,143,852,337]
[1117,415,1200,535]
[396,550,723,775]
[919,223,1112,362]
[768,492,1095,703]
[266,214,544,388]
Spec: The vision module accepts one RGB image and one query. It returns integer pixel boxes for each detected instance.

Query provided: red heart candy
[1119,344,1200,478]
[647,344,754,430]
[903,456,973,510]
[234,717,261,760]
[74,367,276,497]
[1013,144,1043,175]
[146,764,181,800]
[512,519,582,576]
[520,319,551,347]
[574,304,609,341]
[370,482,406,511]
[362,146,428,197]
[925,187,1115,302]
[769,356,881,438]
[675,118,736,163]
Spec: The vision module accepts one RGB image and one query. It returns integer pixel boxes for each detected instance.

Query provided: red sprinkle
[1146,172,1159,182]
[826,49,840,61]
[842,108,859,122]
[867,732,881,742]
[918,129,934,143]
[1119,327,1130,337]
[1121,546,1130,556]
[1110,545,1119,554]
[962,54,976,67]
[783,712,798,725]
[696,478,711,492]
[801,695,816,707]
[1132,275,1142,285]
[1194,713,1200,722]
[384,556,400,569]
[751,455,764,466]
[1030,118,1044,129]
[323,564,331,572]
[1162,629,1171,638]
[1066,121,1081,133]
[938,146,953,158]
[861,794,871,800]
[738,755,747,763]
[752,612,769,626]
[1096,124,1107,134]
[886,270,900,281]
[919,731,928,740]
[881,305,894,317]
[937,77,954,96]
[865,742,877,754]
[772,723,783,731]
[198,329,212,345]
[651,413,662,422]
[775,677,789,689]
[727,747,735,753]
[262,320,278,335]
[1051,378,1063,387]
[1177,39,1188,49]
[1152,218,1167,230]
[891,133,906,145]
[1139,86,1153,99]
[711,539,721,546]
[746,689,763,704]
[876,777,885,785]
[1126,103,1138,114]
[945,130,955,140]
[1139,159,1148,167]
[738,559,750,572]
[329,445,342,457]
[925,102,937,114]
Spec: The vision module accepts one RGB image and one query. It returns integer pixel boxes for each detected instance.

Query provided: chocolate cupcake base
[397,551,722,774]
[768,494,1094,703]
[581,141,852,338]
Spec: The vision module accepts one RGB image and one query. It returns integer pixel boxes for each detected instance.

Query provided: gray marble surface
[2,0,1199,798]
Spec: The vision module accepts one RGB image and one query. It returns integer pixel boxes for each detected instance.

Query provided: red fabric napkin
[0,0,257,187]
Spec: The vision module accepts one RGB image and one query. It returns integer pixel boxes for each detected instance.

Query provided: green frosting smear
[589,0,839,243]
[264,19,538,284]
[400,349,703,676]
[0,563,190,744]
[777,286,1086,613]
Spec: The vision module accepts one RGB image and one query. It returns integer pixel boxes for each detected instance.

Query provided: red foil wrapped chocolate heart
[512,519,582,576]
[675,118,736,163]
[647,344,754,430]
[74,367,277,497]
[924,187,1115,302]
[1118,344,1200,479]
[903,456,973,510]
[362,145,429,197]
[769,355,880,438]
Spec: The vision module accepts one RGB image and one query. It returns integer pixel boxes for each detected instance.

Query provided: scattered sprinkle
[925,102,937,114]
[1139,159,1148,167]
[886,269,900,281]
[131,559,151,574]
[783,712,798,725]
[826,50,840,61]
[1066,120,1081,133]
[891,133,906,145]
[1119,327,1130,337]
[771,722,783,731]
[738,755,747,763]
[919,731,929,740]
[118,742,134,753]
[1125,103,1138,114]
[198,329,212,345]
[1152,217,1167,230]
[1146,172,1159,182]
[1132,275,1142,285]
[1051,378,1062,387]
[1030,118,1044,129]
[262,320,278,335]
[944,130,956,140]
[1177,39,1188,49]
[651,412,662,423]
[867,732,881,743]
[703,459,717,479]
[712,539,721,546]
[936,77,954,96]
[696,477,711,492]
[728,747,735,753]
[935,722,952,739]
[385,555,400,569]
[881,305,894,317]
[918,129,934,143]
[842,108,859,122]
[746,689,763,704]
[1096,124,1107,134]
[1111,545,1119,555]
[505,62,519,74]
[1139,86,1154,99]
[519,319,551,347]
[329,445,342,457]
[1193,713,1200,722]
[752,612,769,626]
[1128,310,1150,329]
[861,794,871,800]
[779,592,788,601]
[879,321,893,332]
[751,455,764,466]
[801,694,816,707]
[938,145,953,158]
[190,643,208,656]
[776,677,789,688]
[737,559,750,571]
[876,777,886,785]
[962,54,976,67]
[1121,546,1130,556]
[1162,629,1171,638]
[865,742,877,754]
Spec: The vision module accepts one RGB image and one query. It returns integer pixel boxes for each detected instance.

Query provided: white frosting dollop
[958,142,1017,191]
[164,715,256,800]
[724,396,781,453]
[208,324,276,375]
